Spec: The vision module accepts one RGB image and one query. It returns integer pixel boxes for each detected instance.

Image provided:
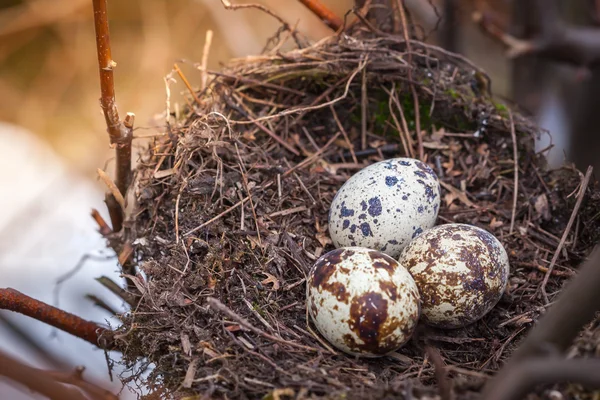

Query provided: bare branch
[92,0,133,232]
[483,358,600,400]
[474,1,600,67]
[483,246,600,397]
[297,0,343,31]
[0,288,114,350]
[0,351,84,400]
[0,351,118,400]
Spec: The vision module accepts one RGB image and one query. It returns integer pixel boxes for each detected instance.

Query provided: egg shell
[398,223,510,329]
[328,158,441,258]
[307,247,421,357]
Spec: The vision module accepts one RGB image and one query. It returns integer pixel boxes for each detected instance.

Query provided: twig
[92,0,133,233]
[540,166,593,303]
[0,313,70,370]
[396,0,423,160]
[174,63,202,105]
[509,110,518,234]
[96,276,138,307]
[425,346,453,400]
[483,357,600,400]
[472,11,534,59]
[360,59,368,150]
[219,0,302,48]
[283,131,342,177]
[473,1,600,67]
[482,246,600,397]
[46,366,118,400]
[297,0,343,31]
[200,30,213,91]
[207,297,318,352]
[91,208,112,236]
[0,351,84,400]
[184,197,249,236]
[0,288,114,350]
[97,168,125,210]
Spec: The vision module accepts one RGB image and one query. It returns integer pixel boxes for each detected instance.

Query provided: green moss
[493,100,509,117]
[446,88,460,99]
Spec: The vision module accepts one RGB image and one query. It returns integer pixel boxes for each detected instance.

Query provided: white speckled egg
[398,223,510,329]
[306,247,421,357]
[328,158,441,258]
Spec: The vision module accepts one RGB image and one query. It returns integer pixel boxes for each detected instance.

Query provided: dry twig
[540,166,593,303]
[297,0,343,31]
[92,0,133,233]
[0,288,114,349]
[483,246,600,398]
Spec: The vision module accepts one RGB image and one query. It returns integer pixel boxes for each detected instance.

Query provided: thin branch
[482,246,600,397]
[219,0,303,47]
[297,0,343,31]
[483,358,600,400]
[92,0,133,232]
[509,110,518,234]
[541,166,593,303]
[0,288,114,350]
[0,313,70,370]
[396,0,423,160]
[0,351,84,400]
[473,2,600,67]
[207,297,319,352]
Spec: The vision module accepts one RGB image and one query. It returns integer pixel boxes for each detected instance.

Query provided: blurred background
[0,0,597,397]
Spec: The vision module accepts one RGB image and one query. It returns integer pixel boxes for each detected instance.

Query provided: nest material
[121,30,600,399]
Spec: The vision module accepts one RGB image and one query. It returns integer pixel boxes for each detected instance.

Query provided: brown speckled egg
[398,223,510,329]
[328,158,441,259]
[306,247,421,357]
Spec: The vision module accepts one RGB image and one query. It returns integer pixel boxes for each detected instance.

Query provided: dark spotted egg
[306,247,421,357]
[398,224,510,329]
[328,158,441,258]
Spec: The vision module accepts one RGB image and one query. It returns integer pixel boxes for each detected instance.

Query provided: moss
[446,88,460,99]
[493,100,509,117]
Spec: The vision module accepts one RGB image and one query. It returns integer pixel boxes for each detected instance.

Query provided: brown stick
[540,166,593,303]
[396,0,423,160]
[482,246,600,398]
[0,351,84,400]
[474,1,600,67]
[483,358,600,400]
[297,0,343,31]
[92,0,133,232]
[0,288,114,350]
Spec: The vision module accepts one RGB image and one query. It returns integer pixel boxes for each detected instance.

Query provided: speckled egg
[328,158,441,258]
[398,223,510,329]
[306,247,421,357]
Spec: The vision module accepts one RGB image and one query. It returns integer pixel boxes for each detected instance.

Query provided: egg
[398,223,510,329]
[328,158,441,258]
[306,247,421,357]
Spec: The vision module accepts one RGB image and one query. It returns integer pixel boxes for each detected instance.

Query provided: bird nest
[117,25,600,400]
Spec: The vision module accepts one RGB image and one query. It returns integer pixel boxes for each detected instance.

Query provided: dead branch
[474,0,600,67]
[482,246,600,398]
[0,351,84,400]
[483,358,600,400]
[541,166,593,302]
[0,288,114,350]
[92,0,133,233]
[0,351,118,400]
[219,0,303,48]
[297,0,343,31]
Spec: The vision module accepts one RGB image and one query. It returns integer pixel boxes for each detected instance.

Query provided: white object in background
[0,122,132,399]
[537,83,569,169]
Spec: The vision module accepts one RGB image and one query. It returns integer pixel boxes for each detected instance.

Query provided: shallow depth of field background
[0,0,567,397]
